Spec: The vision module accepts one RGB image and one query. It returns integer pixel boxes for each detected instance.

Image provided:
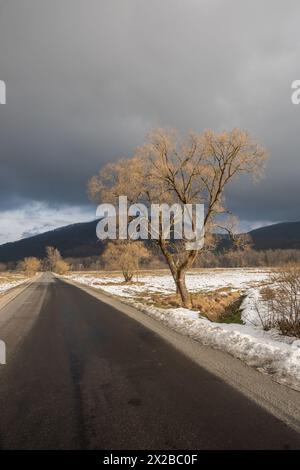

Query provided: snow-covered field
[66,268,300,390]
[68,268,268,298]
[0,273,29,295]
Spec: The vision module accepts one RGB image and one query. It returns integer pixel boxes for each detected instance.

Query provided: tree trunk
[175,269,192,308]
[123,270,133,282]
[158,241,192,308]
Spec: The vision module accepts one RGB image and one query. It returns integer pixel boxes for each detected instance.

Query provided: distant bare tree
[54,259,70,275]
[103,241,150,282]
[45,246,62,271]
[44,246,71,274]
[19,257,41,275]
[89,128,267,307]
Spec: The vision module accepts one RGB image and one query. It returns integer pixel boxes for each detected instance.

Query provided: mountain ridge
[0,219,300,263]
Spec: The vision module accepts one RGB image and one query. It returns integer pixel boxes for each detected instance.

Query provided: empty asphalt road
[0,273,299,450]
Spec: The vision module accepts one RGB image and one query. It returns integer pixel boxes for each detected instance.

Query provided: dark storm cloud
[0,0,300,239]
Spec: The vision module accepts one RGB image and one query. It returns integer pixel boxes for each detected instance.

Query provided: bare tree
[54,259,70,275]
[103,241,150,282]
[45,246,62,271]
[44,246,71,274]
[268,265,300,337]
[89,128,267,307]
[19,257,41,275]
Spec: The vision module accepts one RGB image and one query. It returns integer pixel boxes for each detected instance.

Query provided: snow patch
[0,279,28,294]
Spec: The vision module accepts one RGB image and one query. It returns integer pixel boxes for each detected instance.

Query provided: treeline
[1,247,300,274]
[195,248,300,268]
[0,246,70,275]
[61,248,300,271]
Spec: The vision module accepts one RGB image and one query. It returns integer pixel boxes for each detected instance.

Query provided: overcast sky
[0,0,299,243]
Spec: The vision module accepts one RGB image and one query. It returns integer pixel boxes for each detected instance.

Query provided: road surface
[0,273,299,449]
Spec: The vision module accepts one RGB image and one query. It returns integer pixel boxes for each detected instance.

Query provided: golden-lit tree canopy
[89,128,267,307]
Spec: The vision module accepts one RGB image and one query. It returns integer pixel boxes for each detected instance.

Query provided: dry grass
[192,289,242,322]
[0,272,28,283]
[92,280,145,287]
[132,287,243,323]
[70,269,172,278]
[0,272,29,296]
